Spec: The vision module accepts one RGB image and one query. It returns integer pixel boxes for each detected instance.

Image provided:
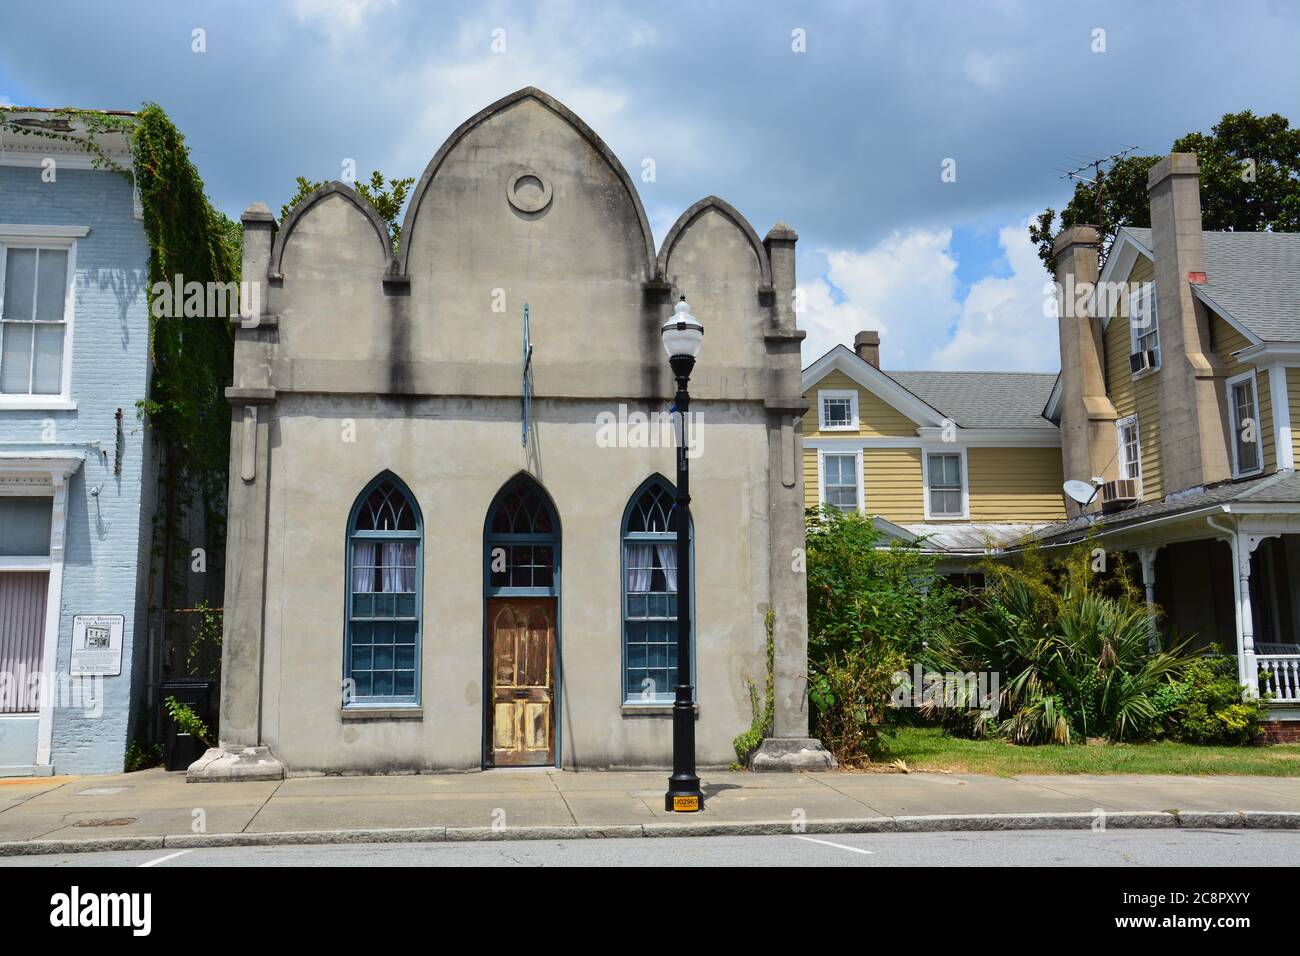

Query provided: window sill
[340,707,423,721]
[621,703,699,718]
[0,397,76,411]
[818,425,859,433]
[923,514,969,522]
[1130,367,1159,383]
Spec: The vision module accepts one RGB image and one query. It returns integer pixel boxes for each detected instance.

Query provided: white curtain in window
[381,541,416,593]
[352,541,376,593]
[655,543,677,593]
[626,543,653,593]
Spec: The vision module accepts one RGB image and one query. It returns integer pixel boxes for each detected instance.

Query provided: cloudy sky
[3,0,1298,371]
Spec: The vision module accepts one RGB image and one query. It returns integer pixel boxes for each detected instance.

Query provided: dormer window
[818,389,858,431]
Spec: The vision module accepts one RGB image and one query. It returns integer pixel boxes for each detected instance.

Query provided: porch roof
[1023,469,1300,548]
[911,522,1053,554]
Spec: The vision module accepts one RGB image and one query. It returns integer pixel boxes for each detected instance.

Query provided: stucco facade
[212,88,816,775]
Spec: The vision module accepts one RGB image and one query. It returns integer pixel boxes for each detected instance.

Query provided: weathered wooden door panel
[487,598,556,766]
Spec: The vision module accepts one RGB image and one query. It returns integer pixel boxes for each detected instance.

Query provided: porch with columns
[1126,513,1300,711]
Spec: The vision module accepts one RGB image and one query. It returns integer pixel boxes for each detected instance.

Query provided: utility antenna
[1059,146,1140,256]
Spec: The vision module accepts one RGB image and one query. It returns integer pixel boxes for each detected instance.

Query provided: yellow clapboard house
[802,332,1064,576]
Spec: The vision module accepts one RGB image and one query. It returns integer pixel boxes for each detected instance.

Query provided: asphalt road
[5,828,1300,867]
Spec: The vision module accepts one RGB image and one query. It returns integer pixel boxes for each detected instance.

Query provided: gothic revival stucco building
[197,88,828,777]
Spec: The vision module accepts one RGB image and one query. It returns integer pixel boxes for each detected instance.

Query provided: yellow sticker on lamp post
[672,795,700,812]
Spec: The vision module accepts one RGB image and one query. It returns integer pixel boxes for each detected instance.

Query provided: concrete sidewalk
[3,768,1300,856]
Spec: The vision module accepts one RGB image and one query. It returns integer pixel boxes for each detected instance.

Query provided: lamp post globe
[661,296,704,362]
[662,296,705,813]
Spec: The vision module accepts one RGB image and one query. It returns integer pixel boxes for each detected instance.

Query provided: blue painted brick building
[0,110,157,775]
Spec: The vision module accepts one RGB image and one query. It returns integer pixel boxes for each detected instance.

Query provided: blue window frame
[485,476,559,598]
[345,473,422,706]
[621,477,692,704]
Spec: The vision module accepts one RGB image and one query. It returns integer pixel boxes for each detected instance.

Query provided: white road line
[792,835,874,855]
[139,849,193,868]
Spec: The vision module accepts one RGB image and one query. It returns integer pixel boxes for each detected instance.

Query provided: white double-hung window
[0,228,81,405]
[1128,281,1160,371]
[820,451,862,513]
[925,451,967,519]
[1116,415,1142,482]
[1227,371,1262,477]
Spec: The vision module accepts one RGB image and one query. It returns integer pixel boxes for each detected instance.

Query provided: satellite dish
[1063,479,1098,505]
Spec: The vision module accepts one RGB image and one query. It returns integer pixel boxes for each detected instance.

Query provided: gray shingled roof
[1027,469,1300,546]
[887,371,1058,428]
[1123,227,1300,343]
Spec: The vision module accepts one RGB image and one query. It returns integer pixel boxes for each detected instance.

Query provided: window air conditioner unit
[1100,478,1140,513]
[1129,350,1157,374]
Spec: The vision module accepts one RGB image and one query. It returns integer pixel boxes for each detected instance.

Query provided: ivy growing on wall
[130,104,240,522]
[0,103,238,608]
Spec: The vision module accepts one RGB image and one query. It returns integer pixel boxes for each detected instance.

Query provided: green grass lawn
[880,726,1300,777]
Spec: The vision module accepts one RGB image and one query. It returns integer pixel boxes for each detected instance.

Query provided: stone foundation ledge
[749,737,838,772]
[186,746,285,783]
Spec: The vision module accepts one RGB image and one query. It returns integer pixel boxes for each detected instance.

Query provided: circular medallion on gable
[507,169,553,214]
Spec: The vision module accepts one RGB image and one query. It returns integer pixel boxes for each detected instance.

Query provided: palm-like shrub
[927,545,1187,744]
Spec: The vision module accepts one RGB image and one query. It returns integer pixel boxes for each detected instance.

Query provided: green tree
[805,506,956,663]
[1030,110,1300,274]
[280,169,415,252]
[803,507,957,764]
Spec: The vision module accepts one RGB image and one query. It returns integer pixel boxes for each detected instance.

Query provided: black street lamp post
[662,296,705,813]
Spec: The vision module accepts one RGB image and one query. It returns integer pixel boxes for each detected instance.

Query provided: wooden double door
[487,598,556,767]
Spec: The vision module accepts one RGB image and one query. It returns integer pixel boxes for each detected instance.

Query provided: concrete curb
[3,810,1299,857]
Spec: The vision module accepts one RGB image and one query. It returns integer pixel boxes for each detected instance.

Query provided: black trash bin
[160,678,216,772]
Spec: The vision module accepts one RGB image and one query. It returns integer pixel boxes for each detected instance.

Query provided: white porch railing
[1257,655,1300,703]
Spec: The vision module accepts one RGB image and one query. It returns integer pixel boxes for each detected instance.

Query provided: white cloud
[799,220,1059,373]
[291,0,398,45]
[380,4,681,184]
[930,222,1058,371]
[798,228,959,370]
[962,50,1016,90]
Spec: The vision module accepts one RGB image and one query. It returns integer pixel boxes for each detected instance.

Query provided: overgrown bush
[926,544,1188,744]
[809,644,908,764]
[804,507,955,761]
[805,506,956,661]
[1154,656,1268,745]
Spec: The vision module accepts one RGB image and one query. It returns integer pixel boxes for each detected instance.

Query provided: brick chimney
[1147,153,1230,491]
[1053,224,1117,514]
[854,330,880,368]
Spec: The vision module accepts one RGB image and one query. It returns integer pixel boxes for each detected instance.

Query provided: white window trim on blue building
[0,224,87,411]
[0,453,82,770]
